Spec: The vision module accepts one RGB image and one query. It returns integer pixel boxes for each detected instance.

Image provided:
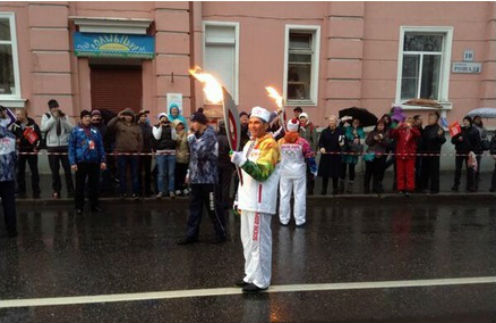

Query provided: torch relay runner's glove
[230,150,247,167]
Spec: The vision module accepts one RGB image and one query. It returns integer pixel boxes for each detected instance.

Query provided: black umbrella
[338,107,378,127]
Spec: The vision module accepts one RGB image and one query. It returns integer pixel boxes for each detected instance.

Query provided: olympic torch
[265,86,287,131]
[189,67,243,184]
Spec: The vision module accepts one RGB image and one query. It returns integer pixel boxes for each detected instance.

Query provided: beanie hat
[299,112,309,120]
[48,99,59,109]
[190,108,208,125]
[80,110,91,118]
[91,109,101,117]
[157,112,168,120]
[287,118,300,132]
[250,106,271,123]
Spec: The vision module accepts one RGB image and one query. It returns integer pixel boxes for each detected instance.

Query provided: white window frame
[283,24,321,107]
[202,21,240,104]
[0,12,24,108]
[395,26,453,110]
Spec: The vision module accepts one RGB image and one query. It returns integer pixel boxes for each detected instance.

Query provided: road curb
[14,192,496,206]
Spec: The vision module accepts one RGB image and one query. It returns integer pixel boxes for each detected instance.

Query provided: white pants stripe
[240,211,272,289]
[279,176,307,226]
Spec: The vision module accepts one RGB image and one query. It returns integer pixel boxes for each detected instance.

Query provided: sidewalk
[13,171,496,206]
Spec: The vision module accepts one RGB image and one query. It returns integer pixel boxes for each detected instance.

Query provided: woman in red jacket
[390,117,421,196]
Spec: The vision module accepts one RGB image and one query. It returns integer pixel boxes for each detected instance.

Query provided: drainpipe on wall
[189,1,196,115]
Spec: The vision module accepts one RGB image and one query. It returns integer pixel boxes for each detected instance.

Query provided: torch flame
[189,66,223,104]
[265,86,283,109]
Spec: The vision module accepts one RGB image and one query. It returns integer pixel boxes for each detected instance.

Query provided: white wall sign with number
[452,62,482,74]
[463,49,474,62]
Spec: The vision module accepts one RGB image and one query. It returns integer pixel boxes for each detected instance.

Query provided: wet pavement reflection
[1,199,496,322]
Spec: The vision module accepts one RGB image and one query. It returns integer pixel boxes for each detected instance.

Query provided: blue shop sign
[73,32,155,59]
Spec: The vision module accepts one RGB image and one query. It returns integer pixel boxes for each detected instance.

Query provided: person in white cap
[278,118,317,227]
[230,106,281,292]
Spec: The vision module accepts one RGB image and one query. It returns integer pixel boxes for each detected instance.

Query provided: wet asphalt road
[1,198,496,323]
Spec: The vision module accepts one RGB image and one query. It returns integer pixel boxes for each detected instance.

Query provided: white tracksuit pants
[279,176,307,226]
[240,211,272,289]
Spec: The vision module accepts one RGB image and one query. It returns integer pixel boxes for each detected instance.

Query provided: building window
[396,26,453,106]
[0,13,20,101]
[284,25,320,106]
[203,21,239,104]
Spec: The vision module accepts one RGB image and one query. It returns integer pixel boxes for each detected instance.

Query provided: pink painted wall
[0,1,494,128]
[202,1,329,123]
[202,1,495,127]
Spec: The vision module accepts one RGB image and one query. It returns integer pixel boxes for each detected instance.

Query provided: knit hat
[299,112,309,120]
[48,99,59,109]
[250,106,271,123]
[120,108,135,117]
[80,110,91,118]
[190,108,208,125]
[91,109,101,117]
[287,118,300,132]
[157,112,168,120]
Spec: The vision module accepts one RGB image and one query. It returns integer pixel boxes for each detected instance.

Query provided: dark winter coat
[153,124,176,151]
[217,126,233,169]
[317,127,343,178]
[11,117,42,152]
[451,126,481,154]
[139,122,153,152]
[107,110,143,153]
[188,126,218,184]
[422,124,446,154]
[365,129,391,156]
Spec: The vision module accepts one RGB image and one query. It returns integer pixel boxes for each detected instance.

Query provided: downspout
[189,1,196,115]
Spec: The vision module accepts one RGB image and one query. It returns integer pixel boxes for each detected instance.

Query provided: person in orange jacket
[390,117,421,196]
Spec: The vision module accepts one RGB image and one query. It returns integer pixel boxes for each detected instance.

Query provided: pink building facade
[0,1,495,127]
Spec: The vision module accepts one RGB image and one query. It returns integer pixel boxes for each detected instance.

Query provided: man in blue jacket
[68,110,106,214]
[0,124,17,237]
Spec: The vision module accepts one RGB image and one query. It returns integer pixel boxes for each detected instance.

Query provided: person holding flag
[230,106,281,293]
[278,118,317,227]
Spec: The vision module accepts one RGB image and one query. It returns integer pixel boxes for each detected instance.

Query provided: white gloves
[230,151,247,167]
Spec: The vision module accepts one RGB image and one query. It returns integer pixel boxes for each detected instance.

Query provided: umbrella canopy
[338,107,378,127]
[467,107,496,118]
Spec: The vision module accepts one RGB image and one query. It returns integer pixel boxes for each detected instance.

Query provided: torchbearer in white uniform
[230,106,281,292]
[278,118,317,227]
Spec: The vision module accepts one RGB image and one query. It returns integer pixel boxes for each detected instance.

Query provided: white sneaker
[169,191,176,199]
[175,190,182,196]
[183,188,190,195]
[156,192,163,199]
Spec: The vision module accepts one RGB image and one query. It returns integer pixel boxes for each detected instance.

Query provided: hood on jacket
[168,103,182,116]
[168,103,188,129]
[120,108,137,122]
